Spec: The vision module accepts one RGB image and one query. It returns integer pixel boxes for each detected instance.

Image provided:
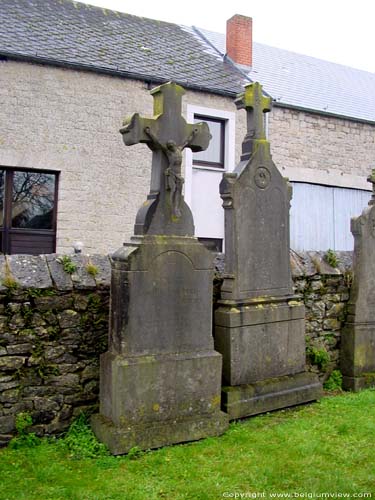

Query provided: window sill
[192,165,226,173]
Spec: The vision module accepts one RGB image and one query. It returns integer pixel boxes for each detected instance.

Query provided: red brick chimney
[226,14,253,67]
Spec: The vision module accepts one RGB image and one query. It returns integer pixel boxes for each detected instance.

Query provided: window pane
[12,171,55,229]
[0,170,4,227]
[193,118,224,166]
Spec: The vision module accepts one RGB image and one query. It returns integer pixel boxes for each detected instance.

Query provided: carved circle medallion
[254,166,271,189]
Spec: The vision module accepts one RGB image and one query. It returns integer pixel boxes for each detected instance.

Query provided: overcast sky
[78,0,375,73]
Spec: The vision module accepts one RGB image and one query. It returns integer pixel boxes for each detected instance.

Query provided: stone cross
[120,82,210,234]
[235,82,272,159]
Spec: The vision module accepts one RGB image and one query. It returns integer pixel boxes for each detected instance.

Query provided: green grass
[1,390,374,499]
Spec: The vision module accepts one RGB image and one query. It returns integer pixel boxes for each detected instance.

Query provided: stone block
[222,372,322,420]
[110,236,214,355]
[91,410,228,456]
[215,301,306,385]
[34,295,72,312]
[0,356,25,371]
[99,350,224,426]
[6,255,53,289]
[70,255,97,290]
[0,415,15,434]
[90,255,111,287]
[341,323,375,378]
[46,255,73,291]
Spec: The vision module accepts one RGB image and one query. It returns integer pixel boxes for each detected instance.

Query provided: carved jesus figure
[144,126,197,218]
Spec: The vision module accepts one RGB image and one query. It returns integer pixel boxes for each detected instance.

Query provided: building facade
[1,1,374,254]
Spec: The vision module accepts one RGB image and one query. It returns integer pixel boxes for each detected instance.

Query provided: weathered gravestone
[341,170,375,391]
[91,82,228,454]
[214,82,322,420]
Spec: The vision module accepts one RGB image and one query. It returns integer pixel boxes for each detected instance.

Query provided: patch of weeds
[307,345,330,371]
[86,261,98,278]
[127,446,144,460]
[80,294,107,331]
[61,413,108,459]
[20,304,33,326]
[2,276,19,291]
[324,370,343,391]
[363,372,375,386]
[56,255,77,275]
[2,259,19,293]
[27,288,56,298]
[30,340,60,379]
[325,249,339,268]
[302,282,313,302]
[9,412,40,449]
[46,324,60,340]
[36,362,59,380]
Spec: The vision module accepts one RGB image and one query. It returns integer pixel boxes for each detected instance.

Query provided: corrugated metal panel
[333,187,371,250]
[290,183,334,251]
[290,183,371,251]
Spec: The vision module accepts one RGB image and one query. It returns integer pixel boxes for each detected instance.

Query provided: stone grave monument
[91,82,228,454]
[341,170,375,391]
[214,82,322,420]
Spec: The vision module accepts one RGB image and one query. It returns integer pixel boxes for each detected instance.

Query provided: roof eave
[0,51,238,99]
[273,100,375,126]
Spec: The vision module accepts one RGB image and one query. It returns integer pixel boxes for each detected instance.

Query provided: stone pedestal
[341,177,375,391]
[215,287,322,421]
[214,83,322,419]
[341,324,375,391]
[92,236,228,454]
[215,298,321,419]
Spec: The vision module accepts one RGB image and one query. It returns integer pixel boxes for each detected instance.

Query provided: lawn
[0,390,374,500]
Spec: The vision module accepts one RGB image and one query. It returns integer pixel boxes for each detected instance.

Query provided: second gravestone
[91,82,228,454]
[341,170,375,391]
[215,83,322,419]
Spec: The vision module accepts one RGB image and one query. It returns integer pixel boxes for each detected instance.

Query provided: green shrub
[307,346,330,371]
[9,412,40,449]
[86,262,98,277]
[61,413,108,459]
[325,249,339,268]
[56,255,77,274]
[324,370,343,391]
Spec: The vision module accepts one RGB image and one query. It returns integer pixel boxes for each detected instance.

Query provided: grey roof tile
[0,0,246,95]
[1,0,374,123]
[197,28,375,123]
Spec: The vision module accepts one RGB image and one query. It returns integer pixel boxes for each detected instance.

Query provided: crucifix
[235,82,272,160]
[120,82,211,236]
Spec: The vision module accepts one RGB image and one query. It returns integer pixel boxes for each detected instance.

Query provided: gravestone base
[91,350,228,454]
[342,375,375,392]
[341,323,375,392]
[91,411,228,456]
[215,299,322,419]
[221,372,322,420]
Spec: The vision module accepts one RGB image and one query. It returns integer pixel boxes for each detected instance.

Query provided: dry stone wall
[0,254,110,445]
[1,251,352,444]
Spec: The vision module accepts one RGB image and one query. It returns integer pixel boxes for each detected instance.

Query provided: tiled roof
[1,0,374,123]
[0,0,246,96]
[196,28,375,123]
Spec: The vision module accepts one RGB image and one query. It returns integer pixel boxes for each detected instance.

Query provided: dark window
[193,116,225,168]
[0,167,58,255]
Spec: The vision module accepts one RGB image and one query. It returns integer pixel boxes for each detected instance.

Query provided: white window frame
[184,105,236,207]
